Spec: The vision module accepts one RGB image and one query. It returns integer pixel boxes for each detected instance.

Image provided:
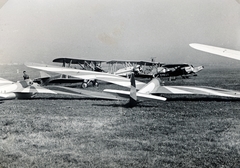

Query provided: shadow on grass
[28,97,117,101]
[92,101,160,108]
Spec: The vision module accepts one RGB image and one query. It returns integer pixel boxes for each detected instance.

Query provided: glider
[104,75,240,101]
[189,43,240,61]
[0,77,120,100]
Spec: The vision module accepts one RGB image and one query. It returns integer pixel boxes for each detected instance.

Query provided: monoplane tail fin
[40,71,51,78]
[128,73,137,107]
[138,78,161,94]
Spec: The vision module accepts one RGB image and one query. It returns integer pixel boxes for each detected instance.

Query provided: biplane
[52,57,107,88]
[107,60,203,80]
[25,62,240,106]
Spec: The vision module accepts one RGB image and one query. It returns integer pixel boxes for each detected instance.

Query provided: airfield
[0,64,240,167]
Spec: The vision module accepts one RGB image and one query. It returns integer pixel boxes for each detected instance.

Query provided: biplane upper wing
[25,62,146,90]
[161,63,190,68]
[190,43,240,61]
[107,60,162,66]
[53,57,106,64]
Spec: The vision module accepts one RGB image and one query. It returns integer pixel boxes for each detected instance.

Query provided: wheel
[81,82,88,88]
[94,82,99,87]
[92,80,99,87]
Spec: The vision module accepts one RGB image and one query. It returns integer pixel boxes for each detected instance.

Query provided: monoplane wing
[0,0,8,9]
[46,86,121,100]
[0,77,13,86]
[15,82,57,94]
[190,43,240,61]
[152,84,240,98]
[25,62,146,90]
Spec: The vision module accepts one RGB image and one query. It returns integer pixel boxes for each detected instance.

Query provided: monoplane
[157,63,204,80]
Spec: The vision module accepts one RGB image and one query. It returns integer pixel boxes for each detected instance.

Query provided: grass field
[0,64,240,167]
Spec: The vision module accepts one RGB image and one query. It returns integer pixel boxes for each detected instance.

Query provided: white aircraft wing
[25,62,146,90]
[0,77,14,86]
[0,0,8,9]
[152,85,240,98]
[190,43,240,61]
[46,86,122,100]
[17,83,57,94]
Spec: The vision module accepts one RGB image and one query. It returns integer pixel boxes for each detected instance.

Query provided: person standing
[23,71,29,80]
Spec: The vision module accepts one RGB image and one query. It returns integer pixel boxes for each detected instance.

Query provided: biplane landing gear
[92,80,99,87]
[81,82,88,88]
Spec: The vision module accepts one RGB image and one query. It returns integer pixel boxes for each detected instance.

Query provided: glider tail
[138,78,161,94]
[128,73,138,107]
[33,71,51,84]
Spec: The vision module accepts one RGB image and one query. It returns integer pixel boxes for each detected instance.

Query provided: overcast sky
[0,0,239,66]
